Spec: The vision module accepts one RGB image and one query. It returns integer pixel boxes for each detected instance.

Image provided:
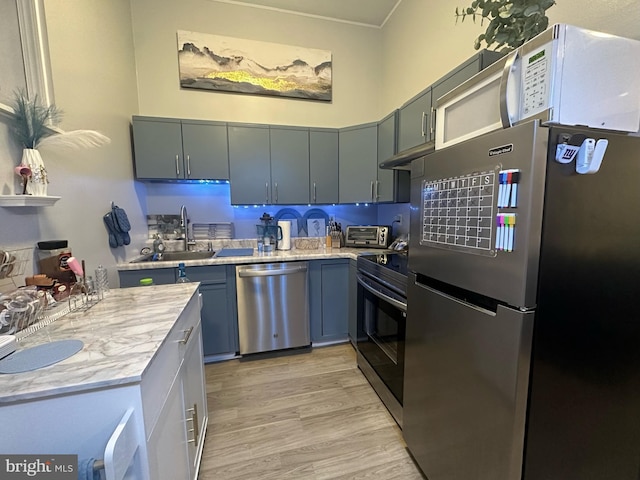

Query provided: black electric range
[355,252,408,427]
[356,253,408,295]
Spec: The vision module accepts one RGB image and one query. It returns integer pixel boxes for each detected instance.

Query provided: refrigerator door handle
[414,278,497,316]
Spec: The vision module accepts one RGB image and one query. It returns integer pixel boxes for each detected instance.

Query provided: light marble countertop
[0,284,199,405]
[117,246,390,271]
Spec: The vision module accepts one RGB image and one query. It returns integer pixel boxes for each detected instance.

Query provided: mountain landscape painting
[177,31,332,101]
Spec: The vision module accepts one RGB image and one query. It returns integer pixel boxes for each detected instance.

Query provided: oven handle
[357,274,407,312]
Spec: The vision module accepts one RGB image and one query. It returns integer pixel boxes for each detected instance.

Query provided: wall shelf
[0,195,61,207]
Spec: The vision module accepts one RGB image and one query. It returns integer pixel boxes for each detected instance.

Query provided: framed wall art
[177,31,332,102]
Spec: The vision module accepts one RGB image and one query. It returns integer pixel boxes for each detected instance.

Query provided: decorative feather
[36,129,111,151]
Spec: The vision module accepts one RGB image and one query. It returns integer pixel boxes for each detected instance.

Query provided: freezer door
[409,120,548,308]
[403,273,533,480]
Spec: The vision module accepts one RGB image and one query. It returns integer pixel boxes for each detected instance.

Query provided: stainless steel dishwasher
[235,262,310,355]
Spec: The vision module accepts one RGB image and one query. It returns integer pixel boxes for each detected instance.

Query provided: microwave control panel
[420,168,496,256]
[521,40,554,118]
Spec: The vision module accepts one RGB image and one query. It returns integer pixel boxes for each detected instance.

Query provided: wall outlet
[394,214,403,225]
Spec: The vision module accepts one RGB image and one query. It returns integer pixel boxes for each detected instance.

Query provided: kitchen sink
[131,251,216,263]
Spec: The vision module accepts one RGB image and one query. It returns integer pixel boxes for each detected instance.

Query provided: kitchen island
[0,284,206,480]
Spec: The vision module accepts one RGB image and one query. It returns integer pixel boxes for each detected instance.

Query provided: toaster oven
[345,226,390,249]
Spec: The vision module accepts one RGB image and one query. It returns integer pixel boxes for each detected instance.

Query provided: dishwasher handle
[238,265,307,278]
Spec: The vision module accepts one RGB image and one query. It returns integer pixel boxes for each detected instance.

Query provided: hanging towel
[103,212,123,248]
[112,204,131,233]
[111,204,131,245]
[78,458,101,480]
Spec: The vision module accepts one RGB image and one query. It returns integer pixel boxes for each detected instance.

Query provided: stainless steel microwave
[345,226,390,248]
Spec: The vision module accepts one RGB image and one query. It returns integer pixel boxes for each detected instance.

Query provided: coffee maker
[256,213,282,252]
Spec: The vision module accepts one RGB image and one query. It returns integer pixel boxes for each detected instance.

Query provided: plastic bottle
[176,262,191,283]
[95,264,109,293]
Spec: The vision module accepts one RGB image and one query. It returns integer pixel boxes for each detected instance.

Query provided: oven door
[356,272,406,404]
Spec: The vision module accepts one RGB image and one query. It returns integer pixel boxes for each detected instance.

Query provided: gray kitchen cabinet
[270,126,310,204]
[309,128,339,204]
[309,259,349,344]
[118,265,239,357]
[348,258,358,348]
[338,122,378,204]
[397,50,504,154]
[132,116,229,181]
[177,265,238,357]
[119,268,176,287]
[377,110,409,203]
[228,123,271,205]
[398,87,432,152]
[229,124,312,205]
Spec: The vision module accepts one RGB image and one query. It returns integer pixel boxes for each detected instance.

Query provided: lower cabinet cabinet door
[199,282,238,356]
[147,373,190,480]
[310,260,349,343]
[181,323,208,479]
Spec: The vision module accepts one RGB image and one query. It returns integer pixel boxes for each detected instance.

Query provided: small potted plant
[455,0,556,51]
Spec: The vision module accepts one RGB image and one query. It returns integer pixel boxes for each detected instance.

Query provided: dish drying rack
[192,222,234,240]
[0,247,31,289]
[0,246,104,340]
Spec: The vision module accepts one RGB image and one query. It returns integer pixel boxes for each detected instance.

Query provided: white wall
[380,0,640,114]
[0,0,142,291]
[130,0,382,127]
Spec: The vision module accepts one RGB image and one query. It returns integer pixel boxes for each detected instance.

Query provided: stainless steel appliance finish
[356,253,408,427]
[404,120,640,480]
[435,24,640,150]
[236,262,310,355]
[345,225,390,248]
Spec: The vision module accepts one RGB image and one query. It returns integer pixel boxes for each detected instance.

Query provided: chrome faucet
[179,205,195,251]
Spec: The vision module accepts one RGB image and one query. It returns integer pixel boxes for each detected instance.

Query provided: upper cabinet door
[228,124,271,205]
[132,117,184,179]
[309,128,339,204]
[270,126,310,204]
[376,111,397,203]
[339,123,378,204]
[398,87,432,152]
[181,121,229,180]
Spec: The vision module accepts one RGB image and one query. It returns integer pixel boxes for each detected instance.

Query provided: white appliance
[435,24,640,149]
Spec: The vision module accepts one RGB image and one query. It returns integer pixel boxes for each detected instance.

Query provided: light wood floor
[198,343,425,479]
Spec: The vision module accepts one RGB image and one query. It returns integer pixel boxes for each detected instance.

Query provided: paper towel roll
[277,220,291,250]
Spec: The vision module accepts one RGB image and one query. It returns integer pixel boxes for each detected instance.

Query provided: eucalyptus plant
[455,0,556,51]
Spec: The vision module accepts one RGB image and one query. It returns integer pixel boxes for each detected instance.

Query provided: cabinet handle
[265,182,269,203]
[374,181,379,201]
[186,403,199,445]
[186,154,191,178]
[179,326,193,345]
[370,181,375,202]
[421,111,427,138]
[175,154,180,177]
[313,182,317,203]
[430,107,436,137]
[274,183,278,203]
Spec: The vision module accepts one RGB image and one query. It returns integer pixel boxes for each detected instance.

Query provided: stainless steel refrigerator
[404,120,640,480]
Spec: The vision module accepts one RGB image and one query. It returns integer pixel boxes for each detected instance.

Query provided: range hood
[378,141,435,170]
